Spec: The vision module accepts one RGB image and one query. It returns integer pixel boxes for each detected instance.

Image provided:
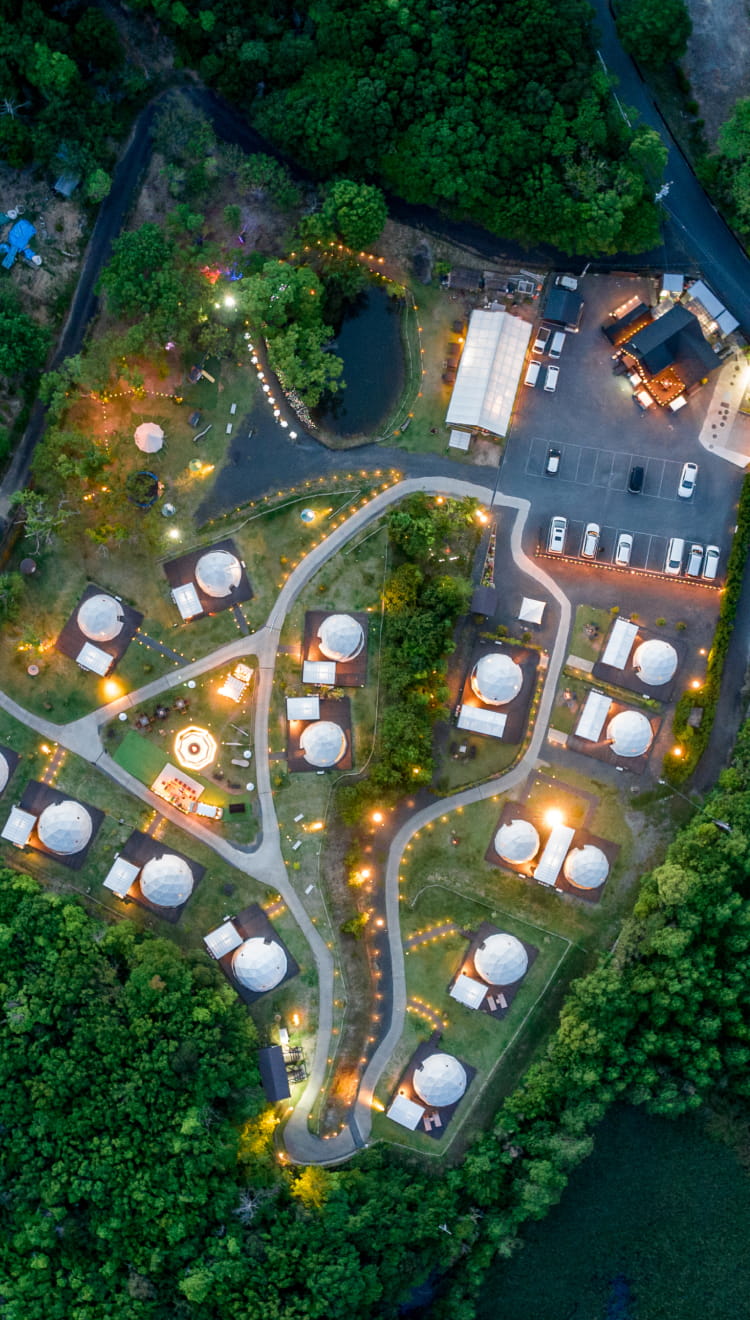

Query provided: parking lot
[538,519,721,581]
[502,273,745,570]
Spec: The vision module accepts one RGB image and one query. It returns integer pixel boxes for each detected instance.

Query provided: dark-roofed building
[544,285,583,330]
[258,1045,291,1102]
[602,302,653,347]
[622,305,719,405]
[447,266,483,292]
[471,585,498,617]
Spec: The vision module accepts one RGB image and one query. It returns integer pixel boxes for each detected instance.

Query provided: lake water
[313,285,405,438]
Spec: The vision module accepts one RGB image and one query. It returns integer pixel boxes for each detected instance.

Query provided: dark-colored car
[188,410,202,427]
[628,464,644,494]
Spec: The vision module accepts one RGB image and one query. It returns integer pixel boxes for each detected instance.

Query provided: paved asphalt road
[592,0,750,330]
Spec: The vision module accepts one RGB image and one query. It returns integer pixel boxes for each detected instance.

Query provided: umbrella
[134,423,164,453]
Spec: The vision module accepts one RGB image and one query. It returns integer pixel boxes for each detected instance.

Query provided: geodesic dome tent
[139,854,194,907]
[0,752,10,795]
[413,1053,467,1107]
[632,639,678,686]
[77,594,124,643]
[471,652,523,706]
[300,720,347,768]
[563,845,610,891]
[318,613,365,662]
[474,933,529,986]
[606,710,653,758]
[494,818,540,865]
[232,937,288,992]
[195,549,242,599]
[37,800,93,855]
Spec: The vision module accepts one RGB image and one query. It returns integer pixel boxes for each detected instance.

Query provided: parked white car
[580,522,600,558]
[544,365,559,392]
[614,532,633,567]
[677,461,698,498]
[703,545,720,580]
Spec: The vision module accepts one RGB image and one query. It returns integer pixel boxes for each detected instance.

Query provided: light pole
[657,779,732,834]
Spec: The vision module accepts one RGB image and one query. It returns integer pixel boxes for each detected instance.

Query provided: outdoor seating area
[449,922,538,1018]
[55,585,143,677]
[1,781,104,871]
[204,903,300,1005]
[164,538,252,622]
[487,795,619,903]
[102,828,205,923]
[456,642,538,741]
[285,696,353,772]
[386,1042,475,1140]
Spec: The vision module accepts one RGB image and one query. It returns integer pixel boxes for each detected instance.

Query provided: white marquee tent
[446,309,531,438]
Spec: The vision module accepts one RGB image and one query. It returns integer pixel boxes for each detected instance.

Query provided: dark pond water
[471,1105,750,1320]
[313,285,405,438]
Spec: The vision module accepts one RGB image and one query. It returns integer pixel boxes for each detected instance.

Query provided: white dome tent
[475,933,529,986]
[140,854,194,907]
[77,593,124,643]
[632,639,678,686]
[607,710,653,758]
[232,937,287,992]
[563,845,610,891]
[134,422,164,453]
[471,653,523,706]
[37,800,93,855]
[195,550,242,599]
[494,818,540,865]
[300,720,347,768]
[318,614,365,662]
[413,1052,467,1108]
[0,752,9,795]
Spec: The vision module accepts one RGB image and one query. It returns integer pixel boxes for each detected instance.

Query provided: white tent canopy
[103,856,140,898]
[457,705,507,738]
[446,309,531,438]
[450,972,487,1010]
[134,422,164,453]
[387,1094,425,1130]
[575,691,611,742]
[601,617,638,670]
[518,597,546,625]
[204,920,243,960]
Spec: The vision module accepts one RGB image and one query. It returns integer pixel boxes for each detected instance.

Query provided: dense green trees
[0,285,50,379]
[321,180,388,250]
[702,100,750,235]
[128,0,662,254]
[616,0,692,69]
[236,259,344,406]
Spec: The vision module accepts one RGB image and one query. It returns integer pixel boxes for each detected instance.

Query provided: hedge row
[664,472,750,783]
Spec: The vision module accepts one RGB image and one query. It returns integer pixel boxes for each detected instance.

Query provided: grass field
[569,604,615,662]
[478,1105,750,1320]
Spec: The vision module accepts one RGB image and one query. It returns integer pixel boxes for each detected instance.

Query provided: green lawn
[384,283,471,458]
[569,604,616,662]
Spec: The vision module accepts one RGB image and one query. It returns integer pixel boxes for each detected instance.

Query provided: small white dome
[139,854,194,907]
[633,639,678,686]
[494,818,540,864]
[300,720,347,768]
[563,845,610,890]
[474,933,529,986]
[0,752,9,794]
[471,653,523,706]
[413,1052,467,1107]
[195,550,242,598]
[77,593,124,642]
[607,710,653,758]
[318,613,365,662]
[232,937,287,992]
[37,800,93,855]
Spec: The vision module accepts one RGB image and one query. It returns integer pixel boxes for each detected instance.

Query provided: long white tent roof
[446,309,531,438]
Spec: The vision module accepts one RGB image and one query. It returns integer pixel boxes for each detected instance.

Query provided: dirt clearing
[684,0,750,146]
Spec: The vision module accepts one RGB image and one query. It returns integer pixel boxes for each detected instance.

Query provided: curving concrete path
[0,478,571,1164]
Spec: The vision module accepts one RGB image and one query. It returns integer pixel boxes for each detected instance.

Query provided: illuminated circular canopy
[318,613,365,662]
[174,725,217,771]
[475,933,529,986]
[633,639,678,686]
[471,653,523,706]
[232,937,287,992]
[563,845,610,890]
[77,593,124,642]
[195,549,242,598]
[0,752,9,795]
[494,818,540,864]
[300,720,347,768]
[607,710,653,758]
[37,800,93,855]
[413,1052,467,1107]
[134,422,164,453]
[140,853,194,907]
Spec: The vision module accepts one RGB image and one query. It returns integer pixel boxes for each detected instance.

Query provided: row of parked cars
[546,516,719,579]
[525,324,566,392]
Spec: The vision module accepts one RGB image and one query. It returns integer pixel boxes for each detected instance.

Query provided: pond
[472,1105,750,1320]
[313,285,405,438]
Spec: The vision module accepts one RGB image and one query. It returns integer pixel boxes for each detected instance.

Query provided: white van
[547,515,567,553]
[544,365,559,392]
[664,537,685,576]
[524,360,540,387]
[685,543,704,577]
[549,331,566,359]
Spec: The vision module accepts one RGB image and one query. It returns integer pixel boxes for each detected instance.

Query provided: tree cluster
[701,99,750,237]
[130,0,663,254]
[0,0,135,186]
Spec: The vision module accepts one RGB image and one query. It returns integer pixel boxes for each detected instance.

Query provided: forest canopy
[128,0,663,254]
